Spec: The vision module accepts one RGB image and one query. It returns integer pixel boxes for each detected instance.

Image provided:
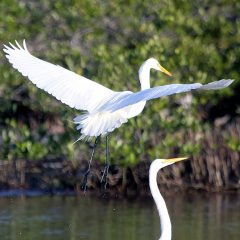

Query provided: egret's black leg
[101,134,110,189]
[82,136,101,192]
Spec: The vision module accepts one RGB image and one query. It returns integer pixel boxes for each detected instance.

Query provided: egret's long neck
[139,63,151,90]
[149,161,172,240]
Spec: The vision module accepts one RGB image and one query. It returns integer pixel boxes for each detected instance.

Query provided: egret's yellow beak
[162,157,188,164]
[158,64,172,77]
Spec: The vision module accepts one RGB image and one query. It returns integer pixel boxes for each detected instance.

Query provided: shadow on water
[0,192,239,240]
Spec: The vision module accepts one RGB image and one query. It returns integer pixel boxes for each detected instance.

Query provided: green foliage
[0,0,239,164]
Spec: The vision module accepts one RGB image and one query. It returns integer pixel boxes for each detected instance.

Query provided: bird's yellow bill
[158,64,172,77]
[162,157,188,164]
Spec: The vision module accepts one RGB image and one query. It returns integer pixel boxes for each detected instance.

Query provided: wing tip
[224,79,234,86]
[218,79,235,88]
[3,40,28,54]
[200,79,235,90]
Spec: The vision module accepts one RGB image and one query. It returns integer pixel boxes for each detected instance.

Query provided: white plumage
[3,41,234,140]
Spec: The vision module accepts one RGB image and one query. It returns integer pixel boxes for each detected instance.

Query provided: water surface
[0,192,239,240]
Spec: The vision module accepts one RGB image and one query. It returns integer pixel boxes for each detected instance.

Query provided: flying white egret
[3,41,234,140]
[149,157,187,240]
[3,41,234,188]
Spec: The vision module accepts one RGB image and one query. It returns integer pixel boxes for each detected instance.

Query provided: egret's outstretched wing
[3,40,115,112]
[103,79,234,112]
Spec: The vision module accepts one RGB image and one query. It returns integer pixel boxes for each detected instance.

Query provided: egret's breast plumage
[124,101,146,118]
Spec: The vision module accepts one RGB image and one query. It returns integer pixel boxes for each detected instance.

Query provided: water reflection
[0,192,239,240]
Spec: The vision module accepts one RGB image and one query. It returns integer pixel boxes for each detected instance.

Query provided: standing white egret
[3,41,234,186]
[149,157,187,240]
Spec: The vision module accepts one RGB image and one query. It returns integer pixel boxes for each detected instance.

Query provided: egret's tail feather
[73,111,128,141]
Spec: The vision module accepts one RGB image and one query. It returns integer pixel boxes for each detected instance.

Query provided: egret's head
[156,157,188,168]
[147,58,172,77]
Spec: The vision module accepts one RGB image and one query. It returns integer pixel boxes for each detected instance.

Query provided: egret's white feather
[74,111,128,140]
[3,41,116,113]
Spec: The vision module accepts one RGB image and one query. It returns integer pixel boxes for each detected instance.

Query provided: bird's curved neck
[149,161,172,240]
[139,63,151,90]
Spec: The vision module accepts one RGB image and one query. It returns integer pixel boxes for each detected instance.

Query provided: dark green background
[0,0,239,168]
